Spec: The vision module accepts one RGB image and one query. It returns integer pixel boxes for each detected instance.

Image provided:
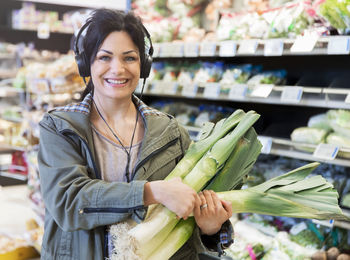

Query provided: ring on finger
[200,204,208,210]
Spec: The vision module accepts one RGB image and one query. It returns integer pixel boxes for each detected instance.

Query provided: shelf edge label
[313,143,339,160]
[264,39,284,56]
[229,84,247,100]
[237,40,258,55]
[327,36,350,55]
[258,136,273,154]
[281,86,303,103]
[219,41,237,57]
[203,83,221,98]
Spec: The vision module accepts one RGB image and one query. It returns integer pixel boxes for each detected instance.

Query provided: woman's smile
[104,78,129,88]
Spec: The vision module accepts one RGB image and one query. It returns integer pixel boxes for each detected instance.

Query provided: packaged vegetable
[308,113,332,132]
[291,127,328,152]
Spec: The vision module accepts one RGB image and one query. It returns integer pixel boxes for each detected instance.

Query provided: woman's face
[91,31,141,101]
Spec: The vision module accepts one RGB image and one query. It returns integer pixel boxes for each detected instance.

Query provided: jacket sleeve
[38,114,147,232]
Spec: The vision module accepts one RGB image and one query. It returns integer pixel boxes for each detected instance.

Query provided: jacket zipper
[60,129,101,180]
[132,137,179,180]
[82,206,144,214]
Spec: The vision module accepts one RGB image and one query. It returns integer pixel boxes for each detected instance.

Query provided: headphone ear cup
[76,51,90,77]
[140,54,152,79]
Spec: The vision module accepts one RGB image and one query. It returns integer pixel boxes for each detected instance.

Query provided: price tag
[170,42,184,57]
[327,36,350,55]
[181,83,198,97]
[281,86,303,103]
[203,83,221,99]
[312,219,334,228]
[200,42,217,56]
[219,41,237,57]
[163,82,178,95]
[345,93,350,103]
[152,43,161,57]
[237,40,258,55]
[37,23,50,39]
[159,43,172,57]
[151,80,164,94]
[229,84,248,99]
[313,143,339,160]
[249,84,274,98]
[291,34,318,53]
[257,136,273,154]
[184,43,199,57]
[264,39,284,56]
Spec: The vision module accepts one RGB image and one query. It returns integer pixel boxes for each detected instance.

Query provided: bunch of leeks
[110,109,349,260]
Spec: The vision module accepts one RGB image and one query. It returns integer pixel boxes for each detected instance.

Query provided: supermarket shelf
[268,137,350,167]
[0,70,17,79]
[142,83,350,110]
[17,0,128,10]
[153,36,350,58]
[11,27,73,35]
[0,86,24,97]
[0,53,16,59]
[0,171,27,181]
[0,144,25,154]
[182,125,350,167]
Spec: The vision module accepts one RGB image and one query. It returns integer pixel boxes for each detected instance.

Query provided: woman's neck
[92,94,136,124]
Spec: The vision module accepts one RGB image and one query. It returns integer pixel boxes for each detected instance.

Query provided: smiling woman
[37,8,233,260]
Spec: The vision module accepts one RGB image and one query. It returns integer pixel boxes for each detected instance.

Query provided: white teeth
[106,79,127,84]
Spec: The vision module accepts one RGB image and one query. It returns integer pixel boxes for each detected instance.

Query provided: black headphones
[73,19,153,79]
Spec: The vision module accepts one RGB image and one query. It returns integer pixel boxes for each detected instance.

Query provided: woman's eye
[98,56,111,61]
[125,56,137,62]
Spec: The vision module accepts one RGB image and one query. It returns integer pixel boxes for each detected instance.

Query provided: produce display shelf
[0,53,16,59]
[0,170,27,181]
[152,36,350,58]
[0,144,25,154]
[335,209,350,230]
[0,70,17,79]
[17,0,128,10]
[268,137,350,167]
[0,86,24,97]
[183,126,350,167]
[142,84,350,110]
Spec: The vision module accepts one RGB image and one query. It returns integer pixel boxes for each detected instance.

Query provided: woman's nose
[110,57,125,74]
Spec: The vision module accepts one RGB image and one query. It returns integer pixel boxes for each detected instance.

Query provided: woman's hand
[144,177,200,219]
[194,190,233,235]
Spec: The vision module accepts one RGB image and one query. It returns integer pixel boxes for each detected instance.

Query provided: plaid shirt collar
[54,92,163,119]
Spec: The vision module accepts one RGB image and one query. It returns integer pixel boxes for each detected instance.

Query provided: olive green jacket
[38,93,210,260]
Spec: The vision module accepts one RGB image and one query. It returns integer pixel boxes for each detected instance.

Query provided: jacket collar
[52,92,164,119]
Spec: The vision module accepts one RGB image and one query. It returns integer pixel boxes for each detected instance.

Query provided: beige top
[91,124,142,182]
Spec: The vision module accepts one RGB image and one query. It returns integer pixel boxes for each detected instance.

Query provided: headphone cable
[92,98,139,183]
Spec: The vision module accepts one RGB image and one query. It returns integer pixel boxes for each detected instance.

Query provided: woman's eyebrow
[99,49,113,55]
[123,50,138,55]
[98,49,138,55]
